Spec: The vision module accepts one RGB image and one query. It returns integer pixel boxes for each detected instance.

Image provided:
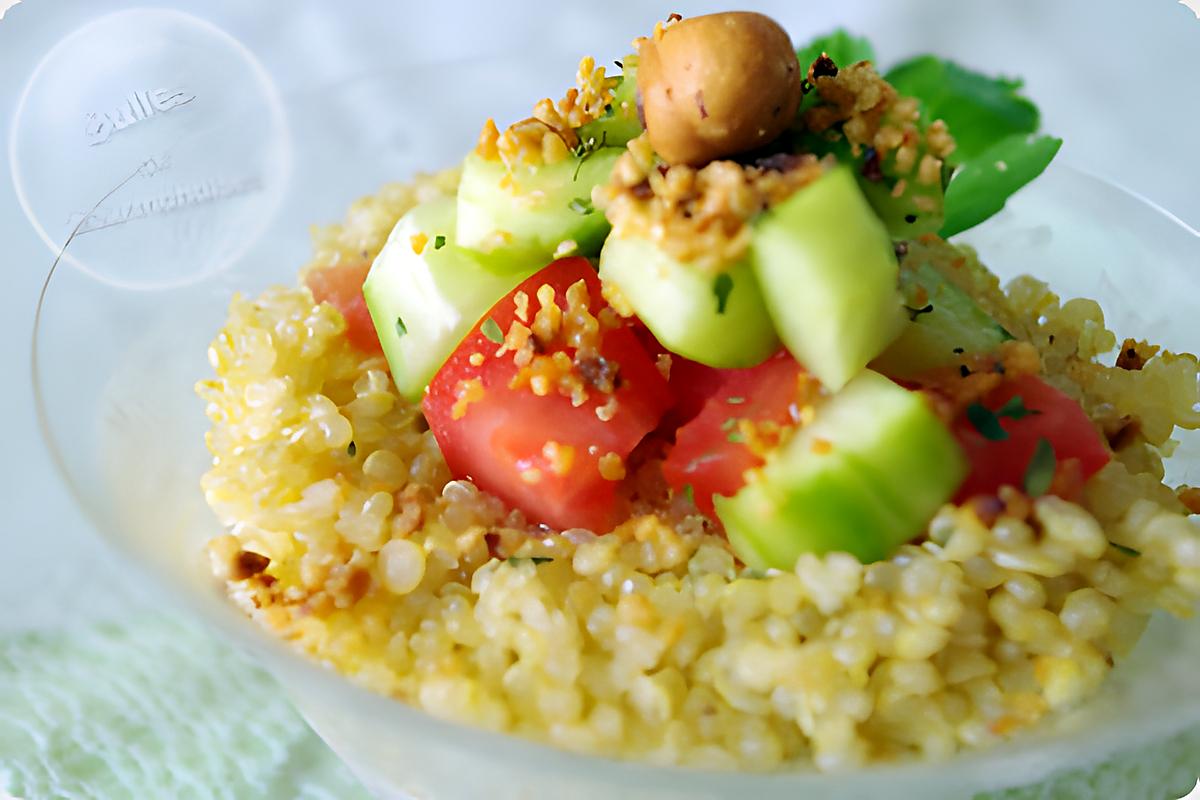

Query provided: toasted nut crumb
[233,550,270,580]
[598,452,626,480]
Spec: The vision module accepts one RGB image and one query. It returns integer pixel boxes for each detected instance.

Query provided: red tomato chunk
[423,257,672,531]
[662,352,807,516]
[305,263,382,353]
[954,374,1110,501]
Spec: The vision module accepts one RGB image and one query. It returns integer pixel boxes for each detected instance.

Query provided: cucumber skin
[363,197,535,401]
[716,370,967,569]
[751,166,906,391]
[872,261,1012,379]
[598,236,780,368]
[456,149,622,269]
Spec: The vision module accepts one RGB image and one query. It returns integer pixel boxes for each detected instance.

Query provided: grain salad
[197,12,1200,775]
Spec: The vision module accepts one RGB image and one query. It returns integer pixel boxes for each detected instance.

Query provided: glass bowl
[29,55,1200,799]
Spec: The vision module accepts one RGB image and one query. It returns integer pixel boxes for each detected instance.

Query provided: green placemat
[0,615,368,800]
[1,615,1196,799]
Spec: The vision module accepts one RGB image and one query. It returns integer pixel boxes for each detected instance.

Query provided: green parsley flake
[572,131,608,180]
[966,403,1008,441]
[481,317,504,344]
[726,396,746,405]
[568,197,594,215]
[1023,437,1056,497]
[996,395,1039,421]
[395,316,408,337]
[721,417,739,431]
[967,396,1040,441]
[346,441,357,457]
[727,430,746,444]
[682,484,695,505]
[506,556,554,566]
[1109,542,1142,558]
[713,273,734,315]
[433,235,447,249]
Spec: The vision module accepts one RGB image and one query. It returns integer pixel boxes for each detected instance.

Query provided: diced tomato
[665,356,726,428]
[305,263,382,353]
[953,374,1111,501]
[662,352,806,516]
[627,324,724,428]
[423,257,672,531]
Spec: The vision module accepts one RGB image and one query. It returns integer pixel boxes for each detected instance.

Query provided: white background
[0,1,1198,794]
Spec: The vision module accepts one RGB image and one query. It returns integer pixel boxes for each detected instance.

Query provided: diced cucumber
[363,197,536,400]
[858,165,945,237]
[751,166,906,390]
[456,148,622,268]
[801,133,945,237]
[597,236,779,368]
[871,261,1013,378]
[716,370,966,567]
[578,56,642,147]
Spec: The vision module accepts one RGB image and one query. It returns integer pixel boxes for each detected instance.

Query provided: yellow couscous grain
[199,168,1200,773]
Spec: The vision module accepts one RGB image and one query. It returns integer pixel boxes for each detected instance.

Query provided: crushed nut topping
[804,60,956,179]
[451,377,485,420]
[500,279,620,409]
[598,451,627,481]
[1115,338,1160,371]
[475,57,619,177]
[233,550,270,580]
[596,133,829,273]
[917,341,1043,422]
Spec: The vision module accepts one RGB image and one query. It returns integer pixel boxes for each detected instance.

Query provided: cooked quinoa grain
[200,173,1200,772]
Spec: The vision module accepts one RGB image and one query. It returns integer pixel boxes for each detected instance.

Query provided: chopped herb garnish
[1023,437,1056,497]
[727,430,746,444]
[433,235,447,249]
[967,396,1040,441]
[572,130,608,181]
[346,441,357,457]
[713,273,734,314]
[721,417,739,431]
[395,316,408,337]
[727,396,746,405]
[481,317,504,344]
[905,303,934,321]
[568,197,594,215]
[614,59,624,69]
[506,556,554,566]
[1109,542,1142,558]
[995,396,1039,421]
[966,403,1008,441]
[682,484,695,505]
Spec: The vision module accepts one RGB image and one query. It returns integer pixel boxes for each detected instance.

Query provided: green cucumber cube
[598,235,779,368]
[716,369,966,567]
[751,166,906,390]
[363,197,535,400]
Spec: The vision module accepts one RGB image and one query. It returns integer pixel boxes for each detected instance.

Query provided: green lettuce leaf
[940,134,1062,238]
[795,29,876,74]
[885,56,1040,162]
